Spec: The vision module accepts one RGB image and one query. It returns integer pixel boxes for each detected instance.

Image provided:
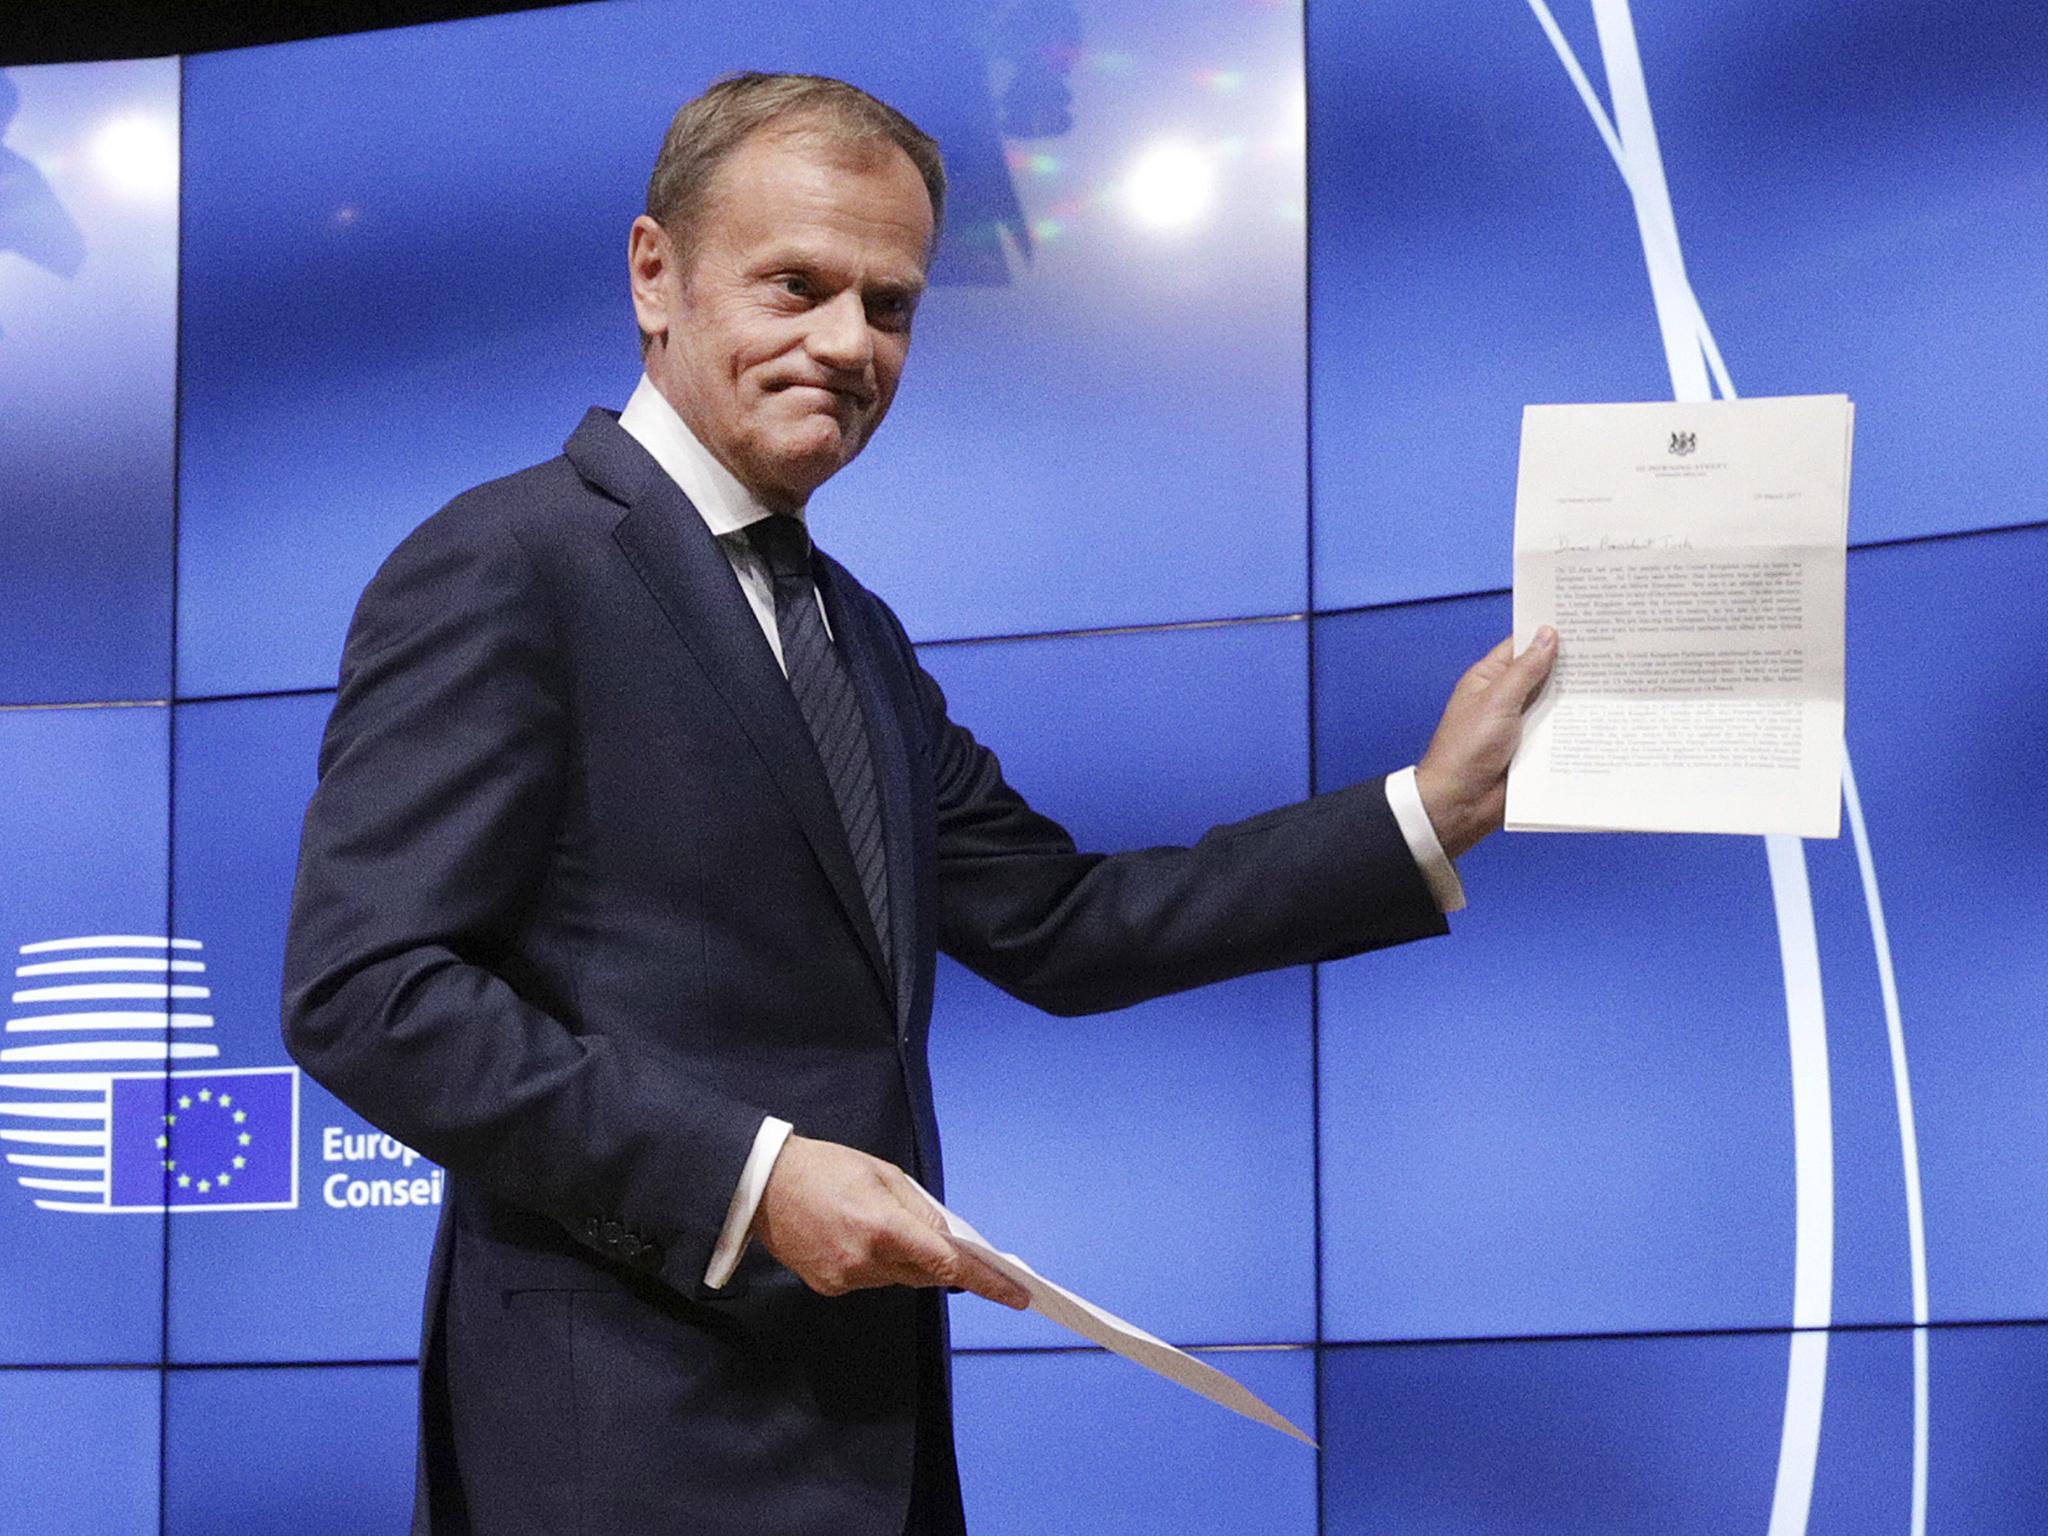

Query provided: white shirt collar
[617,372,801,538]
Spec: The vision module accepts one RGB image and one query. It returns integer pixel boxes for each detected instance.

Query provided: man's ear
[628,215,675,346]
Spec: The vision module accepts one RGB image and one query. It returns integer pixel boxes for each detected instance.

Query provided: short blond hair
[648,72,945,256]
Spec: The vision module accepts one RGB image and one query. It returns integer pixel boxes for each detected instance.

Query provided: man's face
[632,130,933,511]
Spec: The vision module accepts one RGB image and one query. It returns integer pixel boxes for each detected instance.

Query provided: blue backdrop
[1,0,2043,1530]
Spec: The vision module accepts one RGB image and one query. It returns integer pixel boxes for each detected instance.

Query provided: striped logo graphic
[0,935,299,1213]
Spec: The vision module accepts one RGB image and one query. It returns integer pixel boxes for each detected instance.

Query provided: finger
[1462,634,1517,688]
[879,1206,971,1279]
[952,1251,1031,1311]
[885,1217,1029,1309]
[1499,627,1557,709]
[879,1173,1031,1309]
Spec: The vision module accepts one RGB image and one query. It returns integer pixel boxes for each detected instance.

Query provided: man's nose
[804,290,873,373]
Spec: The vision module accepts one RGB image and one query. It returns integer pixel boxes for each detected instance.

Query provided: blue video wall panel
[1309,0,2048,613]
[1315,522,2048,1344]
[1326,1323,2048,1533]
[164,1364,417,1536]
[1323,1325,1961,1534]
[1323,1331,1784,1533]
[1832,525,2048,1327]
[922,621,1316,1349]
[0,706,170,1365]
[0,1368,161,1534]
[1308,2,1665,611]
[2,0,2043,1530]
[1314,595,1801,1342]
[954,1346,1316,1535]
[177,0,1308,699]
[1633,0,2048,547]
[1924,1323,2048,1525]
[169,694,439,1363]
[0,59,177,704]
[1796,819,1921,1330]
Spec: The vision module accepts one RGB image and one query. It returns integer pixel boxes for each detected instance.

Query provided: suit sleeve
[914,659,1450,1017]
[280,504,763,1296]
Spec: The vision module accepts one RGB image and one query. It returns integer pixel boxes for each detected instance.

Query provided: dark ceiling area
[4,1,603,66]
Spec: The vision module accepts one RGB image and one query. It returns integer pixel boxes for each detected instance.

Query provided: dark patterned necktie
[744,515,893,986]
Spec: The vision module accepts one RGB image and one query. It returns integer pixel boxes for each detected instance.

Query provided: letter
[1508,395,1850,838]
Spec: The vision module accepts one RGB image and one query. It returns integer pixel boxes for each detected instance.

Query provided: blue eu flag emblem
[107,1068,298,1210]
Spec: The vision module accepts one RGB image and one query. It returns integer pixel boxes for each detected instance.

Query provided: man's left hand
[1414,628,1558,859]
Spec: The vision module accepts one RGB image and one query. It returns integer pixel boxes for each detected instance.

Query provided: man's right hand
[753,1134,1030,1310]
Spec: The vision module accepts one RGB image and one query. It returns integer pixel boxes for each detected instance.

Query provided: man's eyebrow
[751,247,926,294]
[873,273,927,300]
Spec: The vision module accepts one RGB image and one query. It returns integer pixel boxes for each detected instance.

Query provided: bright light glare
[1122,141,1215,232]
[1276,85,1307,154]
[91,114,178,201]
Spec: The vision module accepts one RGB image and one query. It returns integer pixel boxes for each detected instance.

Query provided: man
[282,72,1556,1536]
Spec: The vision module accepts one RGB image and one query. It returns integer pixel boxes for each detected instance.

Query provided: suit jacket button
[601,1219,623,1246]
[619,1233,643,1259]
[582,1216,601,1241]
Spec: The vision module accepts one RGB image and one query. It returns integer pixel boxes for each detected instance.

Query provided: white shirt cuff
[1385,765,1467,914]
[703,1115,794,1290]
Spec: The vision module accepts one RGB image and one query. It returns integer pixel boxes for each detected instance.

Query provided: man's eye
[777,275,812,299]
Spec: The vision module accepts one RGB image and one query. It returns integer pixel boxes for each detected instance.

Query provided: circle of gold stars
[158,1085,252,1196]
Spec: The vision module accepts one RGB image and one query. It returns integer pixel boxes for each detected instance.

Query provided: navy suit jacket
[282,408,1448,1535]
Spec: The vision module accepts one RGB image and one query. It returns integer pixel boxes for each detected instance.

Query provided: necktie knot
[744,515,812,584]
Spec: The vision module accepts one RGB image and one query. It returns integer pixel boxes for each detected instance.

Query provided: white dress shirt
[617,373,1464,1290]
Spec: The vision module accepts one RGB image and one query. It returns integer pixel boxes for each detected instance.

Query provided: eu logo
[107,1069,298,1210]
[2,934,300,1213]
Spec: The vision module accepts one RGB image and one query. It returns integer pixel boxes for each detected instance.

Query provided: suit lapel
[568,412,895,1013]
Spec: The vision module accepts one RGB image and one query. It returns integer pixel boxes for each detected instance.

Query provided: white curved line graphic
[0,1129,108,1146]
[12,958,205,977]
[1764,836,1837,1339]
[1523,0,1739,399]
[0,1102,107,1119]
[0,1040,221,1063]
[1763,836,1834,1536]
[18,936,203,953]
[1844,754,1930,1536]
[5,1012,215,1032]
[10,983,211,1003]
[1529,5,1842,1531]
[0,1073,123,1090]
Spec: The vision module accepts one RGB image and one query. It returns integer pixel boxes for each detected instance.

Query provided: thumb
[1498,627,1557,710]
